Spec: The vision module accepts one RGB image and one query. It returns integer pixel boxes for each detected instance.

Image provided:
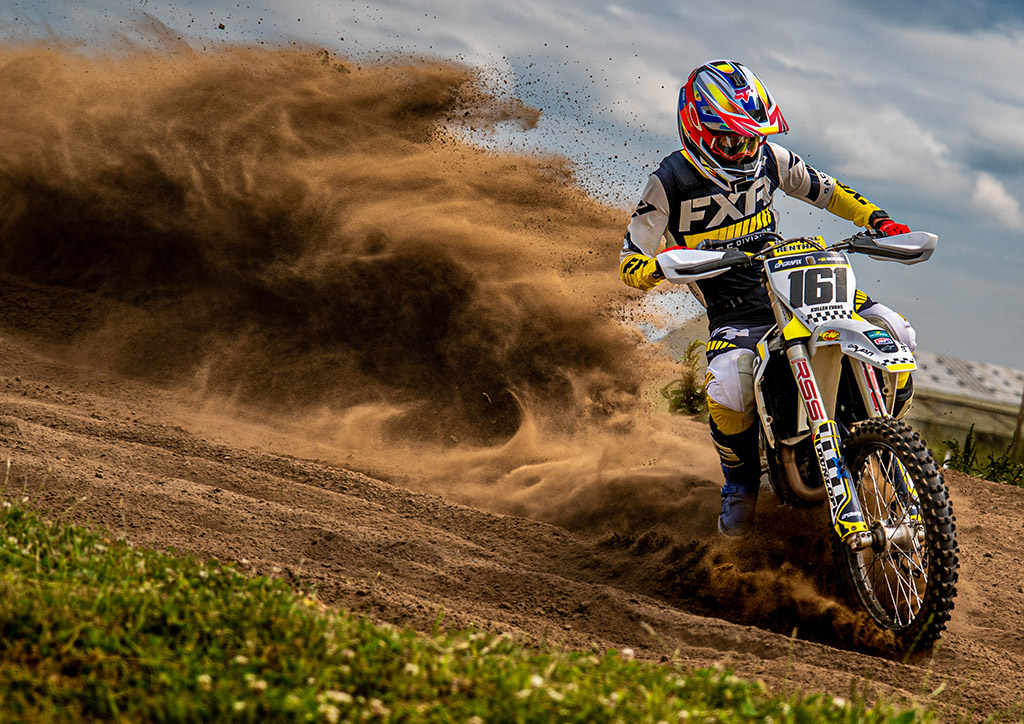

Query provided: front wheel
[836,418,958,653]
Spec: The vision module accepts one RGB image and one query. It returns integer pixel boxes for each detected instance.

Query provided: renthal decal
[793,358,825,420]
[818,330,841,342]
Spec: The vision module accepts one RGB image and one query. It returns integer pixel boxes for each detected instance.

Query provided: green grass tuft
[0,496,935,722]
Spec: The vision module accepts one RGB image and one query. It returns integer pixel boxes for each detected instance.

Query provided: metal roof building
[907,351,1024,460]
[914,350,1024,408]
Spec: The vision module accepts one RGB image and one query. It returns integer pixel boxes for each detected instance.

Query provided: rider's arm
[619,174,671,291]
[766,143,890,229]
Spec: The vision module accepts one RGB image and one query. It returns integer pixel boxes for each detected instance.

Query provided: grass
[0,495,938,723]
[941,424,1024,487]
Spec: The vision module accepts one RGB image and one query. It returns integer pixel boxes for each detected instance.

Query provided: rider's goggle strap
[709,133,764,160]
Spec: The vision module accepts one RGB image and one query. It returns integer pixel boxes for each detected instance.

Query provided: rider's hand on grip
[868,210,911,237]
[619,254,665,291]
[877,219,911,236]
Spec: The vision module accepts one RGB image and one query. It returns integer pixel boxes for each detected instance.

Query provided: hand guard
[868,210,911,236]
[619,253,664,291]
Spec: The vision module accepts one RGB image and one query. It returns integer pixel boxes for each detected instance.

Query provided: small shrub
[942,424,1024,487]
[661,339,707,417]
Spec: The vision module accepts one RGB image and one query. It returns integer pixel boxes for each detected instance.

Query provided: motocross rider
[620,59,916,537]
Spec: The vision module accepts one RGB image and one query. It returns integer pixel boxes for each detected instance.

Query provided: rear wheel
[836,418,958,653]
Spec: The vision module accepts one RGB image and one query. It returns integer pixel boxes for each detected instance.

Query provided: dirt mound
[3,43,1024,721]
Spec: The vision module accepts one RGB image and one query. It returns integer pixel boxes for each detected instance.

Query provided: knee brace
[705,348,757,436]
[859,301,917,351]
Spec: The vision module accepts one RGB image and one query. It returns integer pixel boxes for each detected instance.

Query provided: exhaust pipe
[783,445,827,501]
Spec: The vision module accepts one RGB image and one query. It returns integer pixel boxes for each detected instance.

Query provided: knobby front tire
[837,418,959,653]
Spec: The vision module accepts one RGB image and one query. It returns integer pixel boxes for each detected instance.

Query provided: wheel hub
[864,518,920,554]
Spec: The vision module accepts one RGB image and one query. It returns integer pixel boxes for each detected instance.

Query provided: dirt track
[3,327,1024,722]
[3,44,1024,722]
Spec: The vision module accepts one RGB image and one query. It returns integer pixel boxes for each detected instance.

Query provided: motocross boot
[718,472,760,538]
[710,421,761,538]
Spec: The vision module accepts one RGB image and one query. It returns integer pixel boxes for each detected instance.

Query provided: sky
[2,0,1023,367]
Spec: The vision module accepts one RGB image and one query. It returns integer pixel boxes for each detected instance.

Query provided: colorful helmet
[678,59,789,188]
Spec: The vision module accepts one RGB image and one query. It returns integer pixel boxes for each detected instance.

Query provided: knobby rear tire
[836,418,958,653]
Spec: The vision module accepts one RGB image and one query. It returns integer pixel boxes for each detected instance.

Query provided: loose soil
[3,326,1024,722]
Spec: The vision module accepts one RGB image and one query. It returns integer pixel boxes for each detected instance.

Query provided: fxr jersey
[620,142,885,329]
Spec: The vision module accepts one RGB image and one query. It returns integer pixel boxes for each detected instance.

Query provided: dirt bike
[657,230,958,653]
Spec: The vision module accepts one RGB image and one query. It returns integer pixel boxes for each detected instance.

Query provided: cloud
[822,108,952,182]
[970,172,1024,230]
[854,0,1024,31]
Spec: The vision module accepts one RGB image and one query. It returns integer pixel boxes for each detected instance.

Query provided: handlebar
[656,230,937,284]
[705,229,934,263]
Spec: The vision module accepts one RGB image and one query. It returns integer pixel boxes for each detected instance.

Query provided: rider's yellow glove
[619,253,664,291]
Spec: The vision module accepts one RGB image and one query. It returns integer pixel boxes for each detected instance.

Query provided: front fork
[854,359,922,523]
[786,343,873,549]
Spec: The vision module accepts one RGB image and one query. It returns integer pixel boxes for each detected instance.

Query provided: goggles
[709,133,763,160]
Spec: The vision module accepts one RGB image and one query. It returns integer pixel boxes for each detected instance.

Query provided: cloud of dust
[0,43,643,443]
[689,508,898,654]
[305,399,722,533]
[0,40,887,653]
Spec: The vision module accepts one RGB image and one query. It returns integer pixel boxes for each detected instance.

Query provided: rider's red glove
[876,219,911,236]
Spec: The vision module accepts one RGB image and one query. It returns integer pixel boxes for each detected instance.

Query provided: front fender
[810,319,916,373]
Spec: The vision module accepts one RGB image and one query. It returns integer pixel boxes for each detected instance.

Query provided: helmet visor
[709,133,763,160]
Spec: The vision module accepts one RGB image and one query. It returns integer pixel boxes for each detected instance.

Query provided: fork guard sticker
[814,420,869,540]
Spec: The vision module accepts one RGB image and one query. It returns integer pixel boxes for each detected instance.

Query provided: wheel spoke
[838,418,957,651]
[853,447,929,627]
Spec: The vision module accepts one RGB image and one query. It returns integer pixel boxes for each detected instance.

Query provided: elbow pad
[619,253,664,291]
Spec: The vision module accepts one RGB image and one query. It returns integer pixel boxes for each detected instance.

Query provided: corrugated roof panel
[914,350,1024,407]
